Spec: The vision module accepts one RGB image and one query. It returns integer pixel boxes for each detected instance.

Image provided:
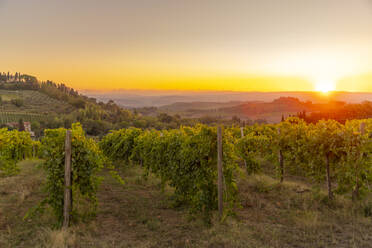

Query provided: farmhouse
[5,121,35,138]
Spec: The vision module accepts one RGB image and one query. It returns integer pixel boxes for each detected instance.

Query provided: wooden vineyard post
[63,130,72,229]
[277,128,284,183]
[353,122,366,201]
[240,127,248,170]
[360,122,366,135]
[279,150,284,183]
[325,153,333,200]
[217,126,223,218]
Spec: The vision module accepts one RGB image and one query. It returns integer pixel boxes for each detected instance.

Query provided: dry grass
[35,228,76,248]
[1,161,372,247]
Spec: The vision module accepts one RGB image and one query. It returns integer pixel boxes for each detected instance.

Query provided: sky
[1,0,372,92]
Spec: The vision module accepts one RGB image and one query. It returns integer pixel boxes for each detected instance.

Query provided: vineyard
[1,118,372,247]
[0,90,73,114]
[99,118,372,209]
[0,111,47,125]
[0,128,38,175]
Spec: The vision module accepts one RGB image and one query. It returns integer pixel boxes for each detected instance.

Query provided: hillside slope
[0,73,141,135]
[0,90,73,113]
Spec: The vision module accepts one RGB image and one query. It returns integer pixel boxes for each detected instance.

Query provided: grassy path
[1,160,372,247]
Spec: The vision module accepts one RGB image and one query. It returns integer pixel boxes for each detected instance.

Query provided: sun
[315,79,336,93]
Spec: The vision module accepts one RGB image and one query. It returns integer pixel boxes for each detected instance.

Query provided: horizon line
[79,89,372,94]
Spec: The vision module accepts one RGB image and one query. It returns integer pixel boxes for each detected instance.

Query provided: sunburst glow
[315,79,336,93]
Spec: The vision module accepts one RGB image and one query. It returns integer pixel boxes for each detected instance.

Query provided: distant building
[5,121,35,137]
[5,122,18,129]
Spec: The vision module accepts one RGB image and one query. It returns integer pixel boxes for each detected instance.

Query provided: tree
[31,121,41,137]
[18,119,25,131]
[232,115,240,124]
[71,98,86,109]
[11,98,24,107]
[158,113,173,123]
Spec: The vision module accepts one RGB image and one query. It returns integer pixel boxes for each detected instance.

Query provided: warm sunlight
[315,79,336,93]
[2,1,372,246]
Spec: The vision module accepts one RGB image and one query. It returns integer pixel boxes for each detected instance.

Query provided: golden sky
[1,0,372,92]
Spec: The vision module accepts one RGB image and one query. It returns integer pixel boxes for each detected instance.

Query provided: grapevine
[31,123,103,225]
[0,128,34,176]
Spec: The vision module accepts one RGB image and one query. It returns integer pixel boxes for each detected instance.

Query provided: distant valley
[83,90,372,123]
[82,90,372,108]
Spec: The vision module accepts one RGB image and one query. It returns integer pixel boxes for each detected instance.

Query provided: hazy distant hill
[218,97,318,123]
[82,90,372,123]
[159,101,245,112]
[157,97,312,122]
[82,90,372,108]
